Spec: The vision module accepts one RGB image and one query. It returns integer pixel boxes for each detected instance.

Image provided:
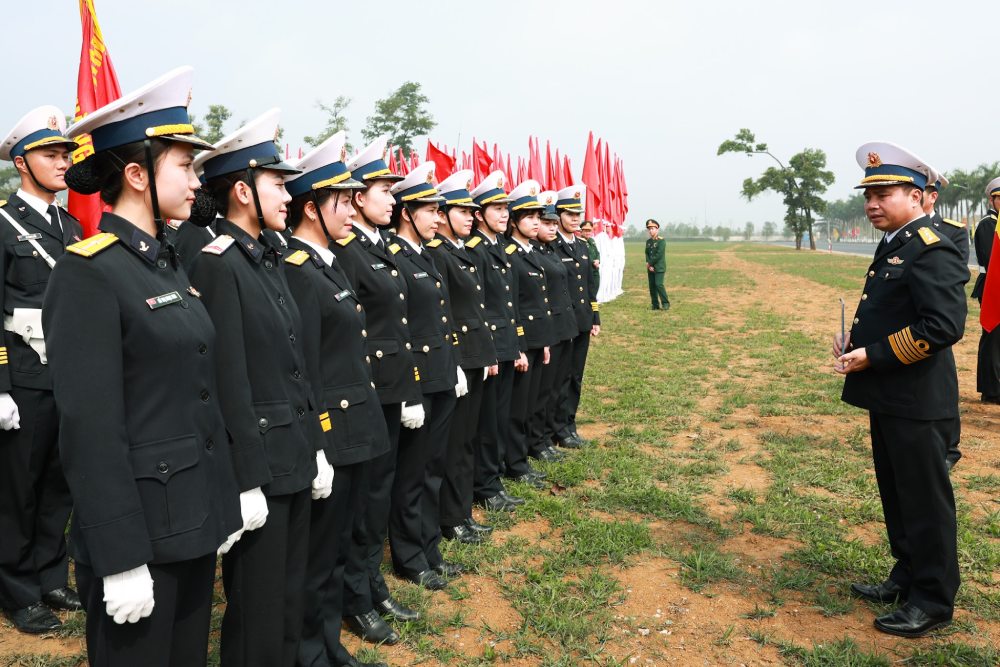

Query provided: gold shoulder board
[942,218,965,228]
[426,238,443,248]
[284,249,311,265]
[66,232,119,257]
[388,243,401,255]
[917,227,940,245]
[201,235,236,255]
[336,232,356,247]
[0,200,6,207]
[505,243,517,255]
[466,236,482,248]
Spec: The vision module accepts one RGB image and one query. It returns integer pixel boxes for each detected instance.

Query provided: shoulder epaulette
[166,219,182,230]
[917,227,940,246]
[67,232,119,257]
[427,238,443,248]
[336,232,356,247]
[505,243,517,255]
[388,242,401,255]
[284,249,311,266]
[942,218,965,228]
[466,236,482,248]
[201,234,236,255]
[0,200,6,207]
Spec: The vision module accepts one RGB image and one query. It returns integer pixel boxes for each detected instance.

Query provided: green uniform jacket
[585,237,600,290]
[645,236,666,272]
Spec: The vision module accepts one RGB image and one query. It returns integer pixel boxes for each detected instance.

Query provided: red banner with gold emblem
[981,231,1000,332]
[68,0,122,238]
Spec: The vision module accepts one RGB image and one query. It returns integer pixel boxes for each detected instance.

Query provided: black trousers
[507,348,545,478]
[222,489,311,667]
[556,330,591,439]
[976,325,1000,398]
[390,390,455,578]
[529,339,573,457]
[440,368,484,527]
[0,386,71,610]
[343,402,400,614]
[869,412,959,618]
[299,461,368,667]
[474,360,514,499]
[77,554,215,667]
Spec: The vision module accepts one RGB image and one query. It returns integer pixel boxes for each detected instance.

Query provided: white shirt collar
[292,236,334,266]
[355,221,383,246]
[514,236,532,252]
[400,234,422,254]
[884,215,925,243]
[478,229,497,244]
[16,188,54,222]
[558,230,575,244]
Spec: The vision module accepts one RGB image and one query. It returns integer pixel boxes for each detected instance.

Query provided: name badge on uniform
[334,289,352,302]
[413,272,428,279]
[146,291,183,310]
[528,271,540,277]
[561,257,574,263]
[370,262,386,271]
[17,233,43,242]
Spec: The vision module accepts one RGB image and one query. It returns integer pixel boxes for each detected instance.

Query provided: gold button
[405,343,411,350]
[510,319,515,324]
[577,274,582,279]
[440,299,445,306]
[507,302,512,307]
[544,298,548,303]
[461,325,468,333]
[476,285,481,291]
[868,270,875,277]
[501,268,507,274]
[371,382,376,388]
[361,329,368,337]
[480,303,485,309]
[861,294,868,300]
[376,350,384,358]
[441,316,447,322]
[391,269,398,277]
[399,293,405,300]
[356,304,362,312]
[580,299,585,304]
[402,317,408,324]
[528,315,534,321]
[436,281,441,288]
[853,318,859,324]
[340,399,349,409]
[547,310,551,315]
[542,286,546,291]
[469,267,476,273]
[505,285,510,291]
[490,325,497,331]
[422,345,430,353]
[366,356,371,363]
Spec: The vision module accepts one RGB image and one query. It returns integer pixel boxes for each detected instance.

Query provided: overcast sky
[4,0,995,229]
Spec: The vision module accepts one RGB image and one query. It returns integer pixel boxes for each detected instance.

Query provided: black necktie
[46,205,58,226]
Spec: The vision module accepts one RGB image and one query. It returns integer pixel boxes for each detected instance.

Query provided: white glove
[103,564,155,624]
[239,487,269,532]
[482,367,489,382]
[455,366,469,397]
[311,450,334,500]
[0,393,20,431]
[217,528,244,555]
[401,401,426,429]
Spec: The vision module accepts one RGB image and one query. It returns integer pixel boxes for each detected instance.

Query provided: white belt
[3,308,47,364]
[980,266,987,274]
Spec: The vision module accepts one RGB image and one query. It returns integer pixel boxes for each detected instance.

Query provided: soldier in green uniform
[579,220,600,292]
[644,219,668,310]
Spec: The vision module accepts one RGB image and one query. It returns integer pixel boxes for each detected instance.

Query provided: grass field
[3,241,998,666]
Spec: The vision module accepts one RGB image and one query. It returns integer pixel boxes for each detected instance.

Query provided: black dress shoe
[850,580,908,604]
[511,473,546,489]
[6,602,62,634]
[478,493,518,512]
[346,610,400,644]
[532,446,567,462]
[570,430,588,445]
[874,602,951,638]
[554,435,583,449]
[42,586,82,612]
[981,394,1000,404]
[441,524,484,544]
[526,466,547,480]
[337,656,389,667]
[376,595,420,621]
[464,517,493,535]
[434,561,466,578]
[397,569,447,591]
[500,490,526,505]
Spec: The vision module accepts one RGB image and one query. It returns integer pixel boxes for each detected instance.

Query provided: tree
[189,104,232,144]
[304,96,352,150]
[718,129,834,250]
[362,82,435,155]
[0,165,19,194]
[743,221,754,240]
[762,221,777,240]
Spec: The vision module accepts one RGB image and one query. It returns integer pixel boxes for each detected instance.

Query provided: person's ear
[122,161,148,193]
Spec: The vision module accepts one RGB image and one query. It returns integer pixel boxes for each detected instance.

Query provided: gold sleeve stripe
[0,346,7,364]
[888,326,931,364]
[591,302,600,311]
[516,326,525,336]
[414,366,421,382]
[319,412,332,432]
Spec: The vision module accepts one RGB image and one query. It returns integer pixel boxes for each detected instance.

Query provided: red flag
[982,232,1000,332]
[581,132,602,225]
[388,149,399,175]
[527,137,543,183]
[425,141,455,180]
[504,153,515,189]
[70,0,122,237]
[562,155,573,190]
[472,140,492,182]
[517,157,527,183]
[297,147,303,159]
[545,141,555,190]
[397,147,410,175]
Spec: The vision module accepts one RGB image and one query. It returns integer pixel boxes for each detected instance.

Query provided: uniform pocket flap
[366,338,399,356]
[130,435,199,484]
[254,401,294,433]
[326,383,371,410]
